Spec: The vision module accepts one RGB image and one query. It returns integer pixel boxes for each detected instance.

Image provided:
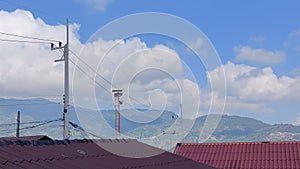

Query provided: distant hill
[127,114,300,143]
[0,98,177,139]
[150,114,300,143]
[0,98,78,122]
[1,98,300,143]
[0,98,79,139]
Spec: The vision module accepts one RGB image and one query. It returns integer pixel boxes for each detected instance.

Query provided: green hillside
[128,114,300,143]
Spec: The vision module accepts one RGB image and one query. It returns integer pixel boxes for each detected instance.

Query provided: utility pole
[179,103,184,133]
[51,18,69,139]
[112,89,123,137]
[16,111,20,138]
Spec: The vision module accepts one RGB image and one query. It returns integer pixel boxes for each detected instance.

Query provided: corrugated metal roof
[0,138,216,169]
[0,135,52,141]
[174,141,300,169]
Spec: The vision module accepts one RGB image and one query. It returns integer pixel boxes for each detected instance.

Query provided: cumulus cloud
[213,62,300,102]
[234,46,286,65]
[0,9,81,98]
[5,9,298,122]
[205,61,300,114]
[73,37,200,118]
[0,9,201,119]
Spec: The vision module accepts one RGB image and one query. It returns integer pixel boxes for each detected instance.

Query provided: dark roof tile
[0,138,216,169]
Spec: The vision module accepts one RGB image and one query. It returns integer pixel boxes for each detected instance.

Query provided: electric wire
[0,32,148,108]
[69,121,103,138]
[0,38,52,44]
[0,97,62,102]
[0,102,62,107]
[19,118,62,131]
[0,118,62,133]
[0,31,61,43]
[69,49,116,90]
[57,47,121,110]
[0,28,152,136]
[69,59,112,95]
[0,119,63,127]
[69,58,140,108]
[69,49,149,108]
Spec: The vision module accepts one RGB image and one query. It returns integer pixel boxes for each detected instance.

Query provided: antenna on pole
[112,89,123,137]
[51,18,69,139]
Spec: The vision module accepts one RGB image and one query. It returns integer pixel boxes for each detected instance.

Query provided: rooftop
[0,138,216,169]
[174,141,300,169]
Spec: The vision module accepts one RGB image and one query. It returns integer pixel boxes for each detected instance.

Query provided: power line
[0,95,64,101]
[0,24,147,108]
[0,102,61,107]
[69,58,113,95]
[69,50,114,87]
[0,38,51,44]
[0,98,62,103]
[0,118,62,132]
[0,31,61,43]
[19,118,62,131]
[69,49,149,108]
[0,119,63,127]
[69,121,103,139]
[70,58,144,108]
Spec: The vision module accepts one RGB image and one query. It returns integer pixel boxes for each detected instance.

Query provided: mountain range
[0,98,300,143]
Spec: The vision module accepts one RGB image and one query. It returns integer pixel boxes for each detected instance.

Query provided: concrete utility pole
[51,19,69,139]
[63,18,70,140]
[16,111,20,138]
[112,89,123,137]
[179,103,184,134]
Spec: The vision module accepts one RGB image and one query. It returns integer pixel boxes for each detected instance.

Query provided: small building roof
[0,135,52,141]
[0,138,216,169]
[174,141,300,169]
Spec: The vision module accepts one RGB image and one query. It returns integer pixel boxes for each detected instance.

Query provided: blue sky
[0,0,300,124]
[2,0,299,72]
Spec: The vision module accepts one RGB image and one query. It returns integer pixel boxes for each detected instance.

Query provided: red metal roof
[0,138,216,169]
[174,141,300,169]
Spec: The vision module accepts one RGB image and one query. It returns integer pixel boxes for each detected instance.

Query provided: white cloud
[0,9,81,98]
[248,36,265,44]
[290,68,300,76]
[214,62,300,102]
[0,9,201,119]
[234,46,286,65]
[185,36,208,55]
[73,37,200,118]
[81,0,114,11]
[206,61,300,114]
[223,96,273,113]
[73,38,184,103]
[6,9,299,122]
[189,37,203,51]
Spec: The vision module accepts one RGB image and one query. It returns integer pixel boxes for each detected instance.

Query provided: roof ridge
[0,139,86,147]
[0,138,139,147]
[178,141,300,145]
